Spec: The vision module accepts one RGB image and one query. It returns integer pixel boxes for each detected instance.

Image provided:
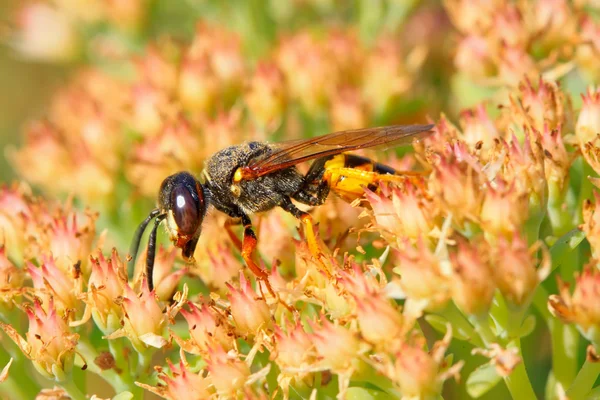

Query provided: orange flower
[85,249,127,334]
[245,62,287,127]
[393,240,451,311]
[0,298,79,381]
[493,235,549,307]
[450,240,495,315]
[549,263,600,344]
[309,317,361,372]
[227,272,273,336]
[206,346,251,396]
[137,355,213,400]
[28,257,81,317]
[178,302,235,353]
[480,180,529,238]
[0,246,25,305]
[583,192,600,257]
[12,3,79,62]
[577,87,600,148]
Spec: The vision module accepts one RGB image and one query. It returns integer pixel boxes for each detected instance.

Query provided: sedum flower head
[1,298,78,381]
[227,272,273,337]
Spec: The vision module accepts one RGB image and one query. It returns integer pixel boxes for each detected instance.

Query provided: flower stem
[77,340,131,393]
[469,314,496,347]
[438,302,484,348]
[533,286,578,389]
[503,339,538,400]
[566,356,600,399]
[0,375,30,400]
[59,379,86,400]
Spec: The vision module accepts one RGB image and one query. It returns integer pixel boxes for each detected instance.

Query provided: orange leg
[224,218,243,252]
[241,224,294,312]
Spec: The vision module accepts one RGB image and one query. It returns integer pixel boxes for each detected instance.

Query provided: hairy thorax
[203,142,304,215]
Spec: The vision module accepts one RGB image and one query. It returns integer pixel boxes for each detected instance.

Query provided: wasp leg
[279,198,332,278]
[127,208,160,280]
[146,214,166,291]
[224,218,243,252]
[239,214,290,306]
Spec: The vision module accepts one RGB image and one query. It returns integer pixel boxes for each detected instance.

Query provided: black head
[158,171,207,258]
[127,171,208,290]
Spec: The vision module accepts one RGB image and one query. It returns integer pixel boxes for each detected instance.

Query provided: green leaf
[549,228,586,273]
[425,314,469,341]
[113,392,134,400]
[514,314,537,338]
[346,387,397,400]
[466,364,503,398]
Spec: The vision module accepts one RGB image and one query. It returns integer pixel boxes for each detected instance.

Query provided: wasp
[128,124,433,298]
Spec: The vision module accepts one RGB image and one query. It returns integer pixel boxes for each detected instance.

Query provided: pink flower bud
[450,240,495,315]
[227,273,272,336]
[180,302,235,353]
[13,3,79,62]
[87,249,127,333]
[206,346,250,395]
[309,317,360,372]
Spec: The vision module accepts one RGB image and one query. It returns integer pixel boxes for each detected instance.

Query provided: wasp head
[158,171,207,259]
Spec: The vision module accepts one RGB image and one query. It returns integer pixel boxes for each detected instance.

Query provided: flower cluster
[5,1,600,400]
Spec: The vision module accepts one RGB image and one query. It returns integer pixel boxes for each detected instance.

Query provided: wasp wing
[244,124,434,179]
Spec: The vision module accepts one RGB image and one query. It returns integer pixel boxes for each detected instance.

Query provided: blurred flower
[454,35,496,79]
[0,246,25,305]
[361,36,413,114]
[493,235,550,307]
[582,192,600,257]
[330,87,368,131]
[480,179,529,238]
[227,272,273,336]
[272,320,315,397]
[576,17,600,82]
[272,320,315,371]
[576,87,600,147]
[126,117,203,197]
[393,240,452,311]
[276,32,334,114]
[450,240,495,315]
[429,150,483,226]
[459,104,499,153]
[178,55,218,114]
[389,329,462,398]
[472,343,521,377]
[549,263,600,344]
[206,346,251,396]
[309,317,362,372]
[177,302,235,354]
[245,62,287,127]
[137,355,213,400]
[0,298,78,381]
[510,77,566,133]
[497,45,538,87]
[0,184,32,260]
[135,45,179,94]
[503,130,547,207]
[12,3,79,62]
[365,181,436,243]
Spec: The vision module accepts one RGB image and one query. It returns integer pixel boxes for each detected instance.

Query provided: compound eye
[171,186,199,235]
